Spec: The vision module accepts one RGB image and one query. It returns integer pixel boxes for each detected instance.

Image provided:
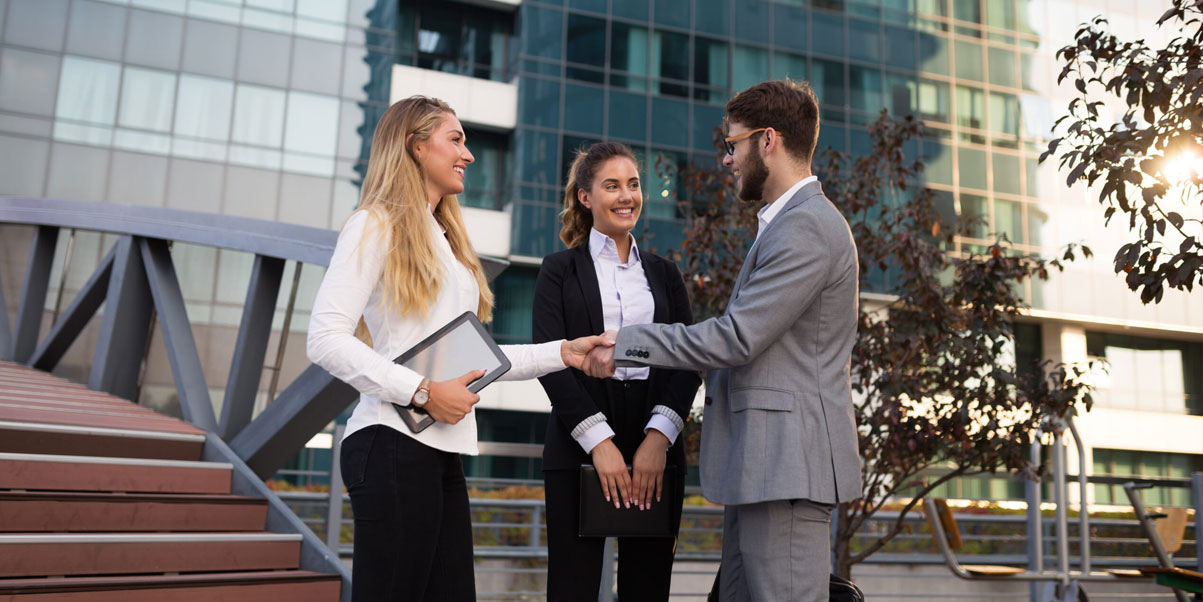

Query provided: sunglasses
[723,128,783,156]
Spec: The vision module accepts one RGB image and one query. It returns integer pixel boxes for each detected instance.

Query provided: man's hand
[424,369,485,424]
[632,430,669,510]
[561,335,614,371]
[581,330,617,378]
[590,438,631,509]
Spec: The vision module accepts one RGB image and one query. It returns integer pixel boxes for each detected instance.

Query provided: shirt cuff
[535,339,567,372]
[645,406,684,444]
[573,415,616,454]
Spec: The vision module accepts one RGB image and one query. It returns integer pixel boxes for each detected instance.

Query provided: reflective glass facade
[1,0,1199,490]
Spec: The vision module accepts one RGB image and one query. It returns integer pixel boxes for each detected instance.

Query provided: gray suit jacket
[614,180,862,506]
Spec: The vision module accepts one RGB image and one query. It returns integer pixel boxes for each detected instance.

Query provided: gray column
[12,225,59,363]
[89,237,154,400]
[139,238,218,432]
[220,254,285,440]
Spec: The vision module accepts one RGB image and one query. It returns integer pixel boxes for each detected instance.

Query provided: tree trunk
[834,503,854,580]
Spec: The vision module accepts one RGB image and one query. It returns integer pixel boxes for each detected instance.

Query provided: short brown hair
[725,79,820,164]
[559,141,640,248]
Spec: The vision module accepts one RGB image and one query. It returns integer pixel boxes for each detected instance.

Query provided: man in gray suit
[582,79,862,601]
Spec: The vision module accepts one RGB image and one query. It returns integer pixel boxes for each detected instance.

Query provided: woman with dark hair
[306,96,610,601]
[533,141,701,600]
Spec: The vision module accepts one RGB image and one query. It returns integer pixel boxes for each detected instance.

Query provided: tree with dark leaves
[666,112,1098,579]
[1042,0,1203,303]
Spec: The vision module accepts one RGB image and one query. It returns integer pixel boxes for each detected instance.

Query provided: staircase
[0,361,343,601]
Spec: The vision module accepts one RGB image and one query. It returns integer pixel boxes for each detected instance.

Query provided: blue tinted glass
[521,7,563,60]
[653,31,690,97]
[734,0,770,41]
[849,126,872,157]
[849,66,882,112]
[693,37,729,88]
[564,83,604,135]
[954,0,980,23]
[608,90,647,141]
[734,46,769,92]
[848,18,880,62]
[654,0,689,29]
[772,52,807,81]
[884,72,915,116]
[511,201,562,257]
[817,122,846,154]
[612,0,649,20]
[651,97,689,148]
[516,129,559,186]
[695,0,728,36]
[612,23,649,75]
[566,14,605,67]
[772,4,807,52]
[811,12,844,58]
[520,77,561,128]
[461,129,508,210]
[567,0,606,14]
[885,26,917,70]
[693,103,723,152]
[811,59,846,107]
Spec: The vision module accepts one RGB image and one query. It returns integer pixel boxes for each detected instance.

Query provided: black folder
[578,464,677,538]
[391,311,510,433]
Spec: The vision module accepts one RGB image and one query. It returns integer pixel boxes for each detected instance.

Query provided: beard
[737,146,769,203]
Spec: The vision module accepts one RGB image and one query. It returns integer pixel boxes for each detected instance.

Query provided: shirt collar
[588,228,640,266]
[758,175,818,227]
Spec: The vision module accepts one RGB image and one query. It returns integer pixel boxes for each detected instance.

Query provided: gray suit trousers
[719,499,833,602]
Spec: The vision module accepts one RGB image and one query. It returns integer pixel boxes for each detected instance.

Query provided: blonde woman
[307,96,609,601]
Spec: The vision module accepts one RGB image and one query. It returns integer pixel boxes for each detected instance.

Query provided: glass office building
[1,0,1199,501]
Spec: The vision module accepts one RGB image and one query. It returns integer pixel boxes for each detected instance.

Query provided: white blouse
[307,209,566,455]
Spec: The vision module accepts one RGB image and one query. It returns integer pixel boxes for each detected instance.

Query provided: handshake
[562,330,619,378]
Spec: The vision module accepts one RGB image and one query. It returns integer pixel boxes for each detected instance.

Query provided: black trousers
[340,425,475,602]
[544,379,686,601]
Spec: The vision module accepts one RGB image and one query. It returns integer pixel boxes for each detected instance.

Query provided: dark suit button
[641,351,649,358]
[625,349,633,357]
[704,396,713,405]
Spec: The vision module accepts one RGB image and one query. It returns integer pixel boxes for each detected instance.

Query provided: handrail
[0,196,338,266]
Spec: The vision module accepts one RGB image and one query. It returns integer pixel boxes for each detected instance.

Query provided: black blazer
[533,244,702,472]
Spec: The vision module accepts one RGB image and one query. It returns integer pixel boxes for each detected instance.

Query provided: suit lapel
[572,245,605,334]
[729,181,826,304]
[640,253,669,323]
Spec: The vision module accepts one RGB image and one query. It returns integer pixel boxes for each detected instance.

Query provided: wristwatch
[411,378,431,408]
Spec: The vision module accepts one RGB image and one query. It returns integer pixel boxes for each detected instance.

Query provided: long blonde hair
[559,141,640,248]
[355,95,494,323]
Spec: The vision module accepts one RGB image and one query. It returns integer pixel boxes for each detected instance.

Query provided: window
[413,1,513,81]
[953,0,981,23]
[1093,449,1202,506]
[849,66,882,113]
[733,46,768,93]
[283,91,339,176]
[954,40,983,81]
[848,18,880,62]
[611,23,649,91]
[566,14,605,83]
[53,55,120,144]
[119,68,176,132]
[811,59,846,107]
[651,31,690,98]
[959,192,988,239]
[988,46,1017,88]
[693,37,728,103]
[461,129,509,210]
[646,149,687,219]
[958,147,987,190]
[1086,333,1203,416]
[991,152,1020,195]
[490,266,537,344]
[993,198,1022,244]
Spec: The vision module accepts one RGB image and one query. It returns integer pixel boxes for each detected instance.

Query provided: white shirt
[573,229,682,453]
[307,209,566,456]
[757,175,818,239]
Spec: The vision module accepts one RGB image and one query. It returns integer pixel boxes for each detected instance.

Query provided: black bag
[706,569,864,601]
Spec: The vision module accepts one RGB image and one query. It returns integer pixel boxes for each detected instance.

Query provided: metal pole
[1027,437,1044,602]
[598,537,616,602]
[1124,482,1190,602]
[266,261,303,404]
[1194,472,1203,575]
[51,229,75,324]
[326,424,346,553]
[1066,416,1091,574]
[1052,426,1070,591]
[530,503,543,548]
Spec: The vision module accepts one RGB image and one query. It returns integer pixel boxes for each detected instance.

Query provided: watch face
[414,390,429,406]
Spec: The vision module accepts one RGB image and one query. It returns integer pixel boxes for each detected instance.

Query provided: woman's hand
[632,430,669,510]
[423,369,486,424]
[561,333,615,372]
[590,438,632,509]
